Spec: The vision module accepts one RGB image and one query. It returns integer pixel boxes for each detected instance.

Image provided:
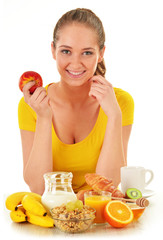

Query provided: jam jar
[41,172,77,211]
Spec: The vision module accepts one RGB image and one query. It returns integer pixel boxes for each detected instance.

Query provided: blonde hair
[53,8,106,77]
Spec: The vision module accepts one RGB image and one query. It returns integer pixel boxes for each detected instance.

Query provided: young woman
[18,8,134,195]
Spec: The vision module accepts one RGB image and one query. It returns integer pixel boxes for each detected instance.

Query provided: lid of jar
[43,172,73,181]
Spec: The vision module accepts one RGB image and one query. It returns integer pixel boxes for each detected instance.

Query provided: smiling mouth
[66,70,86,78]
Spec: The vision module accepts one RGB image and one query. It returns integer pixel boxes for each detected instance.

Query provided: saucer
[142,189,155,198]
[118,184,155,198]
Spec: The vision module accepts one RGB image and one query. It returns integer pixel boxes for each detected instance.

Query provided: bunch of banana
[5,192,54,228]
[10,206,27,223]
[5,192,42,211]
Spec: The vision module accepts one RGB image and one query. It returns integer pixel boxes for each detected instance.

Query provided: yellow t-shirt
[18,84,134,193]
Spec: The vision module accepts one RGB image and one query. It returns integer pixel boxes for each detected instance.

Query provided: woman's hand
[23,81,52,119]
[89,75,121,118]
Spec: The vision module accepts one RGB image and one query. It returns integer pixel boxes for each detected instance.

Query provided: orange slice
[104,200,133,228]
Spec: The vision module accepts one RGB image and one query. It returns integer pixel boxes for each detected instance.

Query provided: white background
[1,0,163,239]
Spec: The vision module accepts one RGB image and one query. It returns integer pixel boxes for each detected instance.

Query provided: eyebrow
[59,45,95,50]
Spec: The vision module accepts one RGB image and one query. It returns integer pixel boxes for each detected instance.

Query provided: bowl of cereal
[50,200,96,233]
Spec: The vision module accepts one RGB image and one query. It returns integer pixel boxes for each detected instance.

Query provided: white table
[3,192,163,240]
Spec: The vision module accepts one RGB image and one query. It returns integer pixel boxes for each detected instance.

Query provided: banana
[16,205,26,213]
[26,211,54,228]
[10,206,27,223]
[5,192,42,211]
[22,195,47,217]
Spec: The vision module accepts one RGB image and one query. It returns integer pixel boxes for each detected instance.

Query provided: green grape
[66,201,76,212]
[75,200,83,210]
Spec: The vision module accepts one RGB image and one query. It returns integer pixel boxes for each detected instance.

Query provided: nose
[69,53,83,69]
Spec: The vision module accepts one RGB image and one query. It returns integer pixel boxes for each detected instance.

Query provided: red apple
[19,71,43,94]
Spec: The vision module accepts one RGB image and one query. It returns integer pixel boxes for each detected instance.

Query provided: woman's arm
[96,120,132,187]
[89,75,133,187]
[20,82,53,195]
[122,124,132,161]
[21,117,52,195]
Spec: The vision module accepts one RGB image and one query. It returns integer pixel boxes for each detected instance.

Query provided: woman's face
[51,23,105,87]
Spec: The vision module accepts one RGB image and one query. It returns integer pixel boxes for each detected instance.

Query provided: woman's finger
[90,85,107,94]
[29,87,46,101]
[23,81,36,101]
[41,95,50,107]
[34,89,47,103]
[89,88,103,99]
[89,75,112,86]
[91,82,109,90]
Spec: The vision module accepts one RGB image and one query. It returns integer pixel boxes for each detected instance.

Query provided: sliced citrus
[104,200,133,228]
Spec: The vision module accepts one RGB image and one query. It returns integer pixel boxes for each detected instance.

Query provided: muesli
[51,204,96,233]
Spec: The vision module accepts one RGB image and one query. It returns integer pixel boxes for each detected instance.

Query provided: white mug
[121,166,154,194]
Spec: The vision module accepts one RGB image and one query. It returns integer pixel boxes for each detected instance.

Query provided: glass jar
[41,172,77,211]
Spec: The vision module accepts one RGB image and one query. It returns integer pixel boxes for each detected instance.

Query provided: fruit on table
[6,192,54,227]
[22,195,47,217]
[26,211,54,228]
[104,200,133,228]
[10,206,27,223]
[19,71,43,93]
[126,188,142,199]
[5,192,42,211]
[75,199,84,210]
[66,200,83,212]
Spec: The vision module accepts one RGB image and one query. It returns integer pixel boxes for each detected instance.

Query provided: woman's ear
[51,41,56,60]
[98,45,106,63]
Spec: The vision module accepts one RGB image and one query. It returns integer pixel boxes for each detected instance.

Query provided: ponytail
[95,59,106,77]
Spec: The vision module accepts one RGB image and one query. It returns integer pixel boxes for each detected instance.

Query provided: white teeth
[68,71,84,76]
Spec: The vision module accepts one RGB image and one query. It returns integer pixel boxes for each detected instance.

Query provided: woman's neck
[57,80,92,109]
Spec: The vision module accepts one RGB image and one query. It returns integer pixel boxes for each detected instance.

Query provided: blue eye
[83,51,93,55]
[61,50,71,54]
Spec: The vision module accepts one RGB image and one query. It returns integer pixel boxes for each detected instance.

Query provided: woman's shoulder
[113,87,134,126]
[113,87,134,106]
[18,96,28,108]
[45,82,55,92]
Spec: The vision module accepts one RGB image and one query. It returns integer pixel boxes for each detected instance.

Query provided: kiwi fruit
[126,188,142,199]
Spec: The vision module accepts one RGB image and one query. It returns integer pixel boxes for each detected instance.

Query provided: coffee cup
[120,166,154,194]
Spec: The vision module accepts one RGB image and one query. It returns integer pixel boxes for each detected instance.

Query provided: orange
[104,200,133,228]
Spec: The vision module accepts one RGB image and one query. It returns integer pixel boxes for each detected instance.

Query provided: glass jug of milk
[41,172,77,211]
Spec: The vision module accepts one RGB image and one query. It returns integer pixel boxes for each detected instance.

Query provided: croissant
[85,173,124,198]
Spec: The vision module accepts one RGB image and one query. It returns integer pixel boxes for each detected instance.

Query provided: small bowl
[127,203,145,221]
[50,205,96,233]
